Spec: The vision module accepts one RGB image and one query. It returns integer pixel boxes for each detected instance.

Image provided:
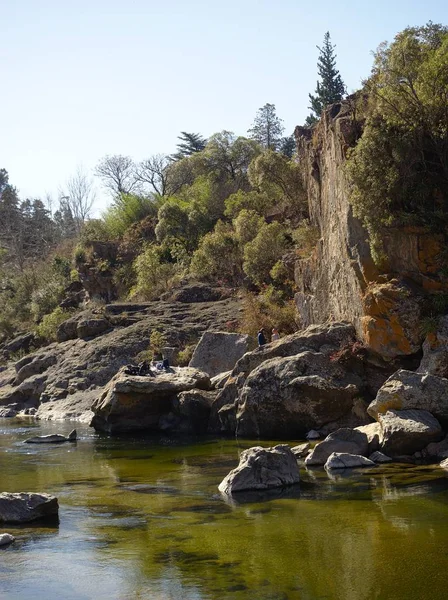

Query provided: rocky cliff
[294,101,446,359]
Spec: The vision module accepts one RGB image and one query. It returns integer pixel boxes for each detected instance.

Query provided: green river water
[1,419,448,600]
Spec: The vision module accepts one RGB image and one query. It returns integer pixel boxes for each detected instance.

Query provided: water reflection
[2,419,448,600]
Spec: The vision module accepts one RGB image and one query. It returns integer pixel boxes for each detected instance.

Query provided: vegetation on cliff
[346,23,448,263]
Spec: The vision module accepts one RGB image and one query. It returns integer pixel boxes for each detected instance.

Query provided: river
[1,419,448,600]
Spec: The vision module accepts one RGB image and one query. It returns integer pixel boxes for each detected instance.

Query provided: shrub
[292,220,320,258]
[190,221,242,284]
[131,245,180,300]
[238,291,300,337]
[35,307,74,342]
[243,222,290,286]
[177,344,196,366]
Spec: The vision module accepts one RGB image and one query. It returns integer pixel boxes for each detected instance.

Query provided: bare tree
[135,154,176,197]
[95,155,139,197]
[64,166,96,226]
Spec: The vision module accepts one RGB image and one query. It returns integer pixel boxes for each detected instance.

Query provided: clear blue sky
[1,0,447,212]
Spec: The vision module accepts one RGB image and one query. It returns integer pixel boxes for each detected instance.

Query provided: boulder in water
[25,429,77,444]
[0,492,59,523]
[0,533,15,546]
[218,445,300,495]
[325,452,376,470]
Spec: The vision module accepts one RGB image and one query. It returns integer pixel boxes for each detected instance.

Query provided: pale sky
[1,0,447,212]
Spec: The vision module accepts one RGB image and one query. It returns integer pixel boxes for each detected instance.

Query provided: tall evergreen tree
[248,103,284,151]
[306,32,345,125]
[172,132,206,160]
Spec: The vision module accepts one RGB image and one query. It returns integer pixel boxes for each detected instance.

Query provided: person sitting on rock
[257,328,267,347]
[271,328,280,342]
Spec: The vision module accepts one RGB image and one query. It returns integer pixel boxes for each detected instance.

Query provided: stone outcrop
[418,316,448,378]
[305,428,369,466]
[235,351,361,438]
[189,331,252,377]
[325,452,376,470]
[0,493,59,523]
[90,367,211,433]
[218,445,300,494]
[294,102,447,359]
[368,370,448,425]
[378,409,443,456]
[0,297,241,421]
[159,389,216,434]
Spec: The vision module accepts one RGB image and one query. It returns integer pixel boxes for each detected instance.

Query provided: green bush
[35,307,74,342]
[131,245,180,300]
[177,344,196,366]
[243,222,290,286]
[190,221,242,284]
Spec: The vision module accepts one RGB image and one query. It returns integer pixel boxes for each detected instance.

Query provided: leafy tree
[248,103,284,150]
[279,135,296,158]
[243,222,290,286]
[190,221,242,284]
[172,132,206,160]
[233,209,265,246]
[248,150,307,220]
[346,22,448,262]
[307,32,345,124]
[224,189,274,219]
[131,245,179,300]
[102,194,159,238]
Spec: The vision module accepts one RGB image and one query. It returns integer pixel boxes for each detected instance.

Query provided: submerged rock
[291,442,310,457]
[0,533,15,546]
[369,451,393,463]
[305,428,369,466]
[25,429,77,444]
[0,492,58,523]
[218,445,300,495]
[325,452,376,470]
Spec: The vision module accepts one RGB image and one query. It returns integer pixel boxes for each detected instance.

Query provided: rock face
[90,367,211,433]
[368,370,448,425]
[0,493,59,523]
[0,297,241,421]
[218,445,300,494]
[294,102,446,358]
[235,351,361,438]
[325,452,376,470]
[418,316,448,378]
[159,390,216,434]
[369,451,392,463]
[189,331,252,378]
[305,428,369,466]
[378,409,443,456]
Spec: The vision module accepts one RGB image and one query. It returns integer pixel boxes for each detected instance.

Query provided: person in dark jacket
[257,328,267,347]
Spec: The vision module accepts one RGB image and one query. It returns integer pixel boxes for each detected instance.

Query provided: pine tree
[172,132,206,160]
[306,32,345,124]
[248,103,284,150]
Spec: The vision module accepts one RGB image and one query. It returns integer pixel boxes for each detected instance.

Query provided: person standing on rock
[271,328,280,342]
[257,328,267,347]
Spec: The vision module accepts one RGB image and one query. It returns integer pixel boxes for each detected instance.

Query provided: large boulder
[235,351,361,438]
[0,493,59,523]
[368,370,448,425]
[305,427,369,466]
[218,445,300,494]
[378,409,443,456]
[0,533,15,546]
[325,452,376,470]
[90,367,211,433]
[77,317,111,340]
[189,331,251,378]
[159,390,216,434]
